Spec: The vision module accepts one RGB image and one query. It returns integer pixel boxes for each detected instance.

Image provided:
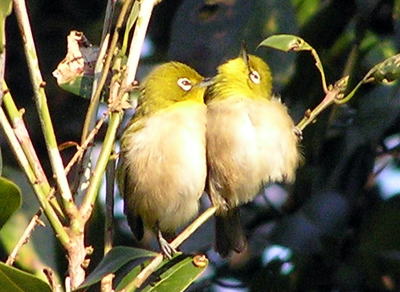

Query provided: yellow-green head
[206,49,272,102]
[135,62,206,118]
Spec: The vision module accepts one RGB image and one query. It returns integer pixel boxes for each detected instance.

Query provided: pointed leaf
[142,254,208,292]
[79,246,157,289]
[258,34,312,52]
[0,176,22,229]
[115,253,182,291]
[117,254,208,292]
[0,262,51,292]
[259,34,327,92]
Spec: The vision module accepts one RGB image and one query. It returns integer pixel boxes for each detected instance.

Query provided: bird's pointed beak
[239,42,250,67]
[198,77,214,88]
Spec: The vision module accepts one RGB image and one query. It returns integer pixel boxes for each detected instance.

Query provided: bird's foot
[157,230,176,259]
[294,127,303,141]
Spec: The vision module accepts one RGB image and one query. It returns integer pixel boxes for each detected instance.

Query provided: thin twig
[101,0,116,44]
[124,0,161,87]
[74,34,110,196]
[6,209,43,266]
[65,111,109,175]
[80,111,122,217]
[2,82,65,219]
[43,267,63,292]
[104,160,115,253]
[80,0,160,217]
[130,206,217,289]
[0,108,69,244]
[81,0,133,142]
[100,159,116,292]
[296,76,349,131]
[77,0,133,218]
[0,51,5,107]
[13,0,77,218]
[38,111,109,217]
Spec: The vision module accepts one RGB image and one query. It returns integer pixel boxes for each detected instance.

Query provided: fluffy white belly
[122,103,207,232]
[206,97,300,211]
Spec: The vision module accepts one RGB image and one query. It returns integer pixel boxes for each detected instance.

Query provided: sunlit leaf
[259,34,327,92]
[79,246,157,289]
[0,176,21,229]
[116,254,208,292]
[0,262,51,292]
[258,34,312,52]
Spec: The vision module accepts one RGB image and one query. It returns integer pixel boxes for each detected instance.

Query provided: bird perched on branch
[117,62,209,257]
[205,47,302,257]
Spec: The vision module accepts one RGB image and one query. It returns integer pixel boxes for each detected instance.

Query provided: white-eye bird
[205,48,302,257]
[117,62,208,257]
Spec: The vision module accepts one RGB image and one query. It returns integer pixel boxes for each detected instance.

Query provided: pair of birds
[117,48,301,258]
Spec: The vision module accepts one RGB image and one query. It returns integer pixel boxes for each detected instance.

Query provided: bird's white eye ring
[177,78,192,91]
[249,70,261,84]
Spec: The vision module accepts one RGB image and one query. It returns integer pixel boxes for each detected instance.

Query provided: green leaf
[117,254,208,292]
[259,34,327,92]
[79,246,157,289]
[0,176,22,229]
[58,75,95,100]
[143,255,207,292]
[0,0,12,53]
[0,261,51,292]
[258,34,312,52]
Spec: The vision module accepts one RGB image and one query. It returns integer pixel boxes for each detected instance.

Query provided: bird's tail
[215,207,247,257]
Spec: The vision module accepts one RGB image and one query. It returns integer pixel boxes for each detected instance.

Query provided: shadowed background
[2,0,400,291]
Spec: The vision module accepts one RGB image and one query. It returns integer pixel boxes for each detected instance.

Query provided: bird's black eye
[249,70,261,84]
[177,78,192,91]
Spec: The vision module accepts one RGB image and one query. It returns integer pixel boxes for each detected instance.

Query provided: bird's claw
[294,127,303,141]
[157,231,176,259]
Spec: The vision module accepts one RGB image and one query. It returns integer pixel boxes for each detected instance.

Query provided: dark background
[2,0,400,291]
